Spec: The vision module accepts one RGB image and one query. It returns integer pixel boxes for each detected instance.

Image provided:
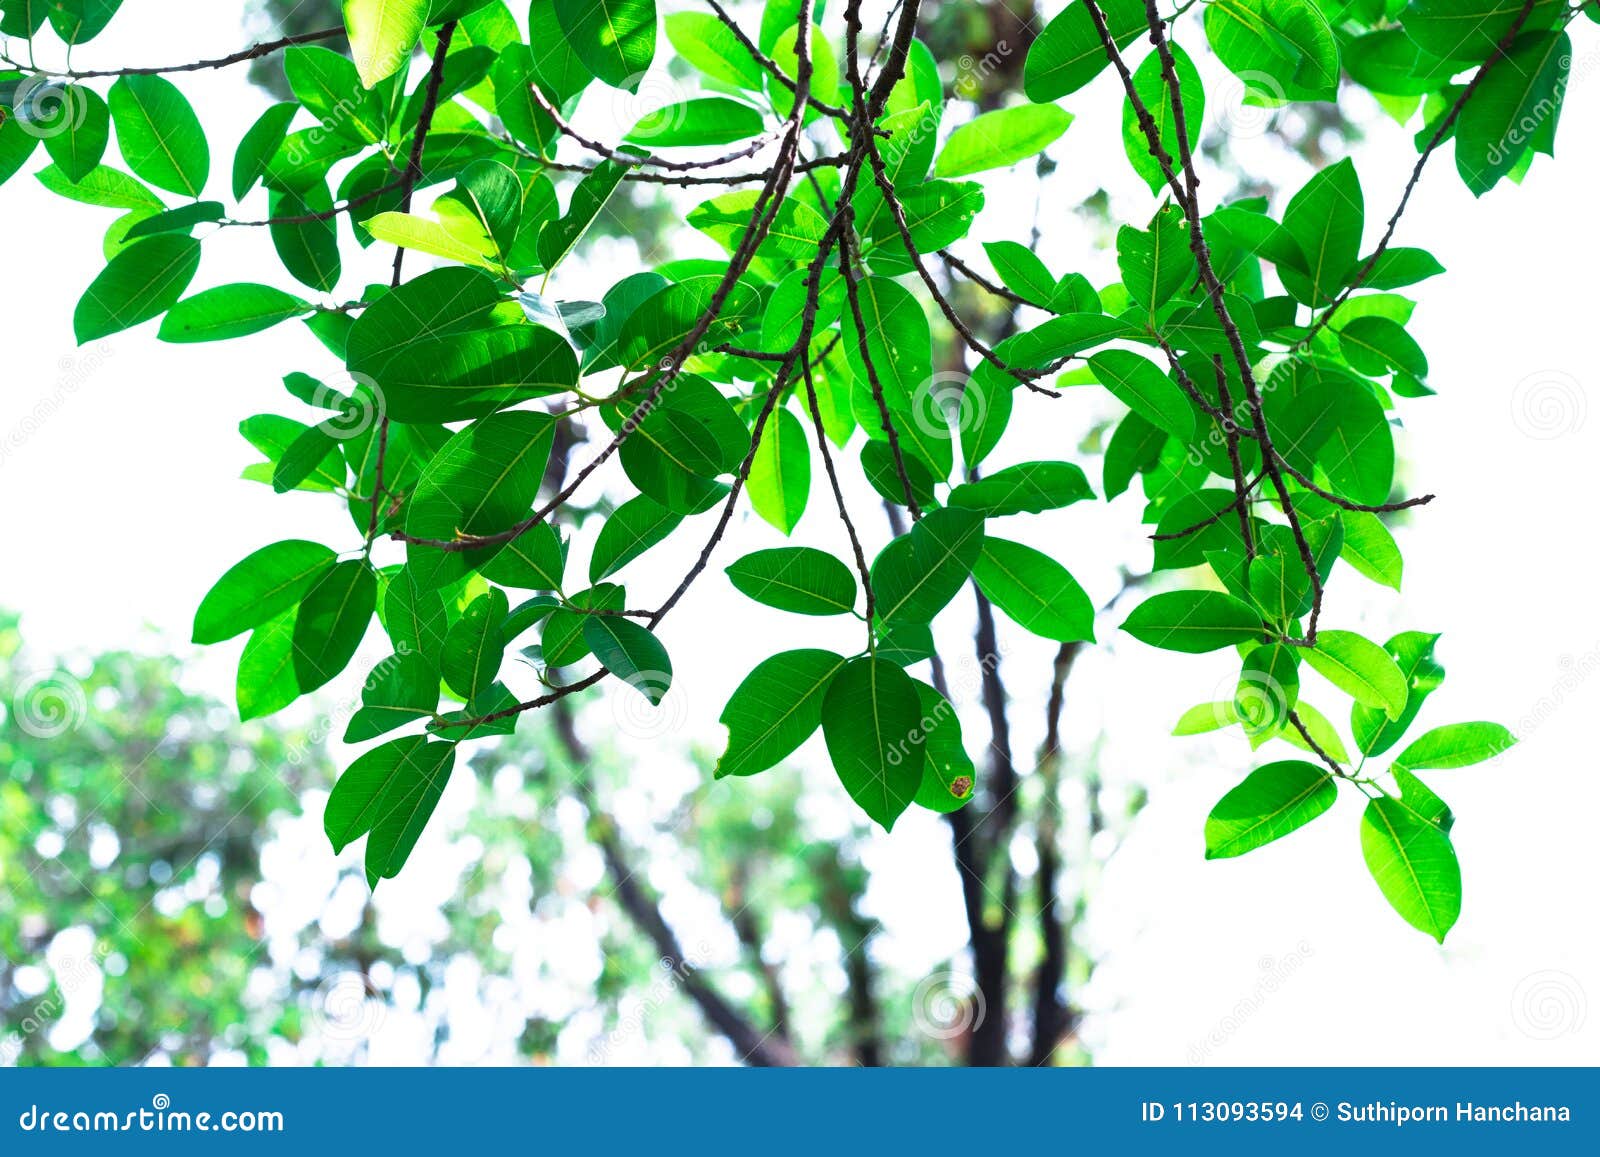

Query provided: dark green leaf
[821,656,924,831]
[726,547,857,616]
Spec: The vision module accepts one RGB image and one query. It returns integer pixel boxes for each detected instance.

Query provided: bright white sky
[1,1,1596,1065]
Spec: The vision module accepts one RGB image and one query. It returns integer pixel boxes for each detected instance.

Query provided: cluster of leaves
[0,0,1572,939]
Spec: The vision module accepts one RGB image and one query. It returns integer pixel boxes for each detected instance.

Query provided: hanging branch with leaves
[2,0,1574,945]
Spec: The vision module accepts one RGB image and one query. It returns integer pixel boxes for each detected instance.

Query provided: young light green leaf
[1205,760,1336,859]
[1360,795,1461,942]
[343,0,428,88]
[933,104,1073,178]
[1392,722,1516,772]
[1304,629,1408,719]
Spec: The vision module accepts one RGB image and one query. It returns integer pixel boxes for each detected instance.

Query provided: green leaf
[1236,643,1300,739]
[292,559,378,692]
[108,74,209,197]
[716,649,847,778]
[1339,315,1428,378]
[912,681,976,813]
[1204,0,1340,102]
[193,540,335,644]
[822,656,924,831]
[441,587,508,701]
[949,461,1094,517]
[1117,203,1194,312]
[1205,760,1336,859]
[237,609,300,721]
[583,615,671,704]
[41,85,108,183]
[537,157,635,271]
[404,409,557,588]
[479,524,565,590]
[363,207,498,269]
[554,0,656,91]
[270,183,342,293]
[1392,722,1516,771]
[233,102,298,200]
[345,264,502,374]
[1121,589,1263,653]
[1340,510,1403,590]
[973,536,1095,644]
[1280,158,1363,307]
[158,283,308,342]
[842,275,947,479]
[1278,700,1350,764]
[933,104,1073,178]
[1402,0,1564,63]
[1122,41,1202,195]
[373,323,580,422]
[1088,350,1197,444]
[325,735,457,884]
[982,240,1057,309]
[343,0,428,88]
[35,161,161,210]
[616,275,759,372]
[664,11,764,89]
[625,97,764,147]
[123,200,225,240]
[590,494,681,581]
[747,407,810,535]
[1305,629,1408,719]
[285,44,384,145]
[272,425,342,493]
[726,547,857,616]
[344,653,439,742]
[1353,631,1445,758]
[73,233,201,343]
[384,567,449,668]
[1360,795,1461,942]
[540,583,624,667]
[870,506,985,626]
[46,0,121,44]
[1024,0,1146,102]
[1360,247,1444,290]
[1456,29,1568,196]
